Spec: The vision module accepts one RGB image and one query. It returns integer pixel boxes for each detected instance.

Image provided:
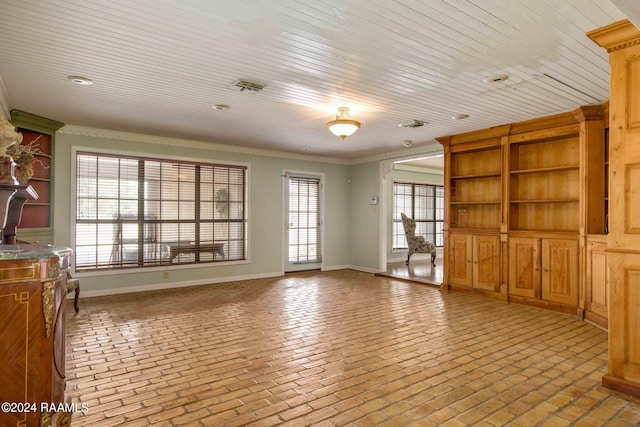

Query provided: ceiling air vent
[229,79,265,93]
[398,120,426,129]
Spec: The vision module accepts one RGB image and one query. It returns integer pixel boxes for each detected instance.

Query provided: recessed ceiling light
[403,140,412,148]
[452,114,470,120]
[483,74,509,83]
[67,75,93,85]
[212,104,231,111]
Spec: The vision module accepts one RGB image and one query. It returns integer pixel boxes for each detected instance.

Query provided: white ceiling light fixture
[326,107,361,140]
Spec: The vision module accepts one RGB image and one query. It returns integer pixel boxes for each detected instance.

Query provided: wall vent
[398,120,426,128]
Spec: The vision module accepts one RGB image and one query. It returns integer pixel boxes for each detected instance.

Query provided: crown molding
[0,75,10,120]
[392,163,443,175]
[58,124,443,167]
[59,125,351,165]
[587,19,640,52]
[352,141,443,165]
[10,110,64,134]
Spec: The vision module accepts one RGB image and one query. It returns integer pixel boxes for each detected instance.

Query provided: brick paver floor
[66,269,640,426]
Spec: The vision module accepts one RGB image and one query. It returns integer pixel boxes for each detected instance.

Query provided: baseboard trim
[76,271,284,298]
[602,374,640,399]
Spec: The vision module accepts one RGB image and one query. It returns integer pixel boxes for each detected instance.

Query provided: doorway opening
[380,153,444,285]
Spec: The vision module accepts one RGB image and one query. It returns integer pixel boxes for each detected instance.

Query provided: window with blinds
[393,181,444,249]
[75,152,247,270]
[288,176,321,263]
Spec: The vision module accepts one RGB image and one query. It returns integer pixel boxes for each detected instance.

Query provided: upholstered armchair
[401,213,436,266]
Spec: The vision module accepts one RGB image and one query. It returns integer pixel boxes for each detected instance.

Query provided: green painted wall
[349,161,381,271]
[53,130,352,294]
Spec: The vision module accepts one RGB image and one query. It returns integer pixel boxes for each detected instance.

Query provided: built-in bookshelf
[16,129,52,229]
[509,135,580,232]
[438,105,607,314]
[9,110,64,244]
[449,146,501,230]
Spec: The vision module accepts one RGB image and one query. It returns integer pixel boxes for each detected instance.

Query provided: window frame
[392,180,444,250]
[72,147,250,273]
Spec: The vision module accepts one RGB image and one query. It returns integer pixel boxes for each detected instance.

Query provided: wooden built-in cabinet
[507,236,578,311]
[541,238,579,306]
[584,235,608,329]
[509,134,580,233]
[589,19,640,398]
[449,144,502,230]
[437,104,606,318]
[440,128,506,299]
[449,233,501,293]
[508,237,540,300]
[9,110,64,245]
[472,234,501,292]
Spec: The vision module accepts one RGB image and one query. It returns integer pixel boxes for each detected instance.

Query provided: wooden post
[588,19,640,399]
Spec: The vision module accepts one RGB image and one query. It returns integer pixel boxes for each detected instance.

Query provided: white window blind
[75,152,247,270]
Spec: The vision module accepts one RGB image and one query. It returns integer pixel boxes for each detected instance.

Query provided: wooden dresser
[0,245,72,427]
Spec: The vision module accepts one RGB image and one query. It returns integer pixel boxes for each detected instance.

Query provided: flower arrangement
[6,134,48,184]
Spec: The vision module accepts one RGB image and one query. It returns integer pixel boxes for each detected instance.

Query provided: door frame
[282,169,325,273]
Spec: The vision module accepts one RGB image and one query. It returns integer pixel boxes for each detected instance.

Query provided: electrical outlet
[163,271,169,279]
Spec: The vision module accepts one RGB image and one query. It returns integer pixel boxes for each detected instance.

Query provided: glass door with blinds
[285,174,323,272]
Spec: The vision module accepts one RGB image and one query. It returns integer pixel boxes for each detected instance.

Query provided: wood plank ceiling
[0,0,628,160]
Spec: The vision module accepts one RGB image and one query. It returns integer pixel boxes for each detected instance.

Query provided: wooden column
[589,19,640,398]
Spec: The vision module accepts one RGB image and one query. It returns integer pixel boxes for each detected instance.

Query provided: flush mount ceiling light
[326,107,361,140]
[452,114,470,120]
[67,75,93,85]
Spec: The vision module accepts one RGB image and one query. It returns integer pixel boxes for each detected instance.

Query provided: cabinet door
[508,237,541,298]
[586,241,608,321]
[449,233,472,286]
[542,238,578,305]
[0,282,41,427]
[473,234,501,291]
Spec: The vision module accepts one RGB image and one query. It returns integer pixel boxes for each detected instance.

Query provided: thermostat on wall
[369,196,378,205]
